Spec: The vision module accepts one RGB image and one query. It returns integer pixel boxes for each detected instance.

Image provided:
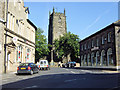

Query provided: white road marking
[71,71,76,74]
[25,85,38,89]
[64,79,77,82]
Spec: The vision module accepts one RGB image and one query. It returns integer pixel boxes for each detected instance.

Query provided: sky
[24,1,118,40]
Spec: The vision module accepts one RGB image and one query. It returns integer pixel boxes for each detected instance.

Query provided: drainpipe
[4,0,8,73]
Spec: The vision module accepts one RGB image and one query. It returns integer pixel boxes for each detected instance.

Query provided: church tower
[48,7,67,64]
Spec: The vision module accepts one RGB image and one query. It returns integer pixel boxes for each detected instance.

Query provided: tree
[35,28,50,63]
[54,32,80,63]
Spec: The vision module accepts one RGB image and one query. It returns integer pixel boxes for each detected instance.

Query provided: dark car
[17,63,39,75]
[62,62,76,68]
[62,63,68,68]
[67,62,76,68]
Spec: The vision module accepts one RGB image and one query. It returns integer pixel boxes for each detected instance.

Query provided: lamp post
[4,0,8,73]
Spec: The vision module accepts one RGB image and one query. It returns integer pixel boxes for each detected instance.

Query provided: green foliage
[54,32,80,62]
[35,28,50,62]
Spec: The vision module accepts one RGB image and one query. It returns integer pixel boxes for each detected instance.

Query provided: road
[1,67,120,89]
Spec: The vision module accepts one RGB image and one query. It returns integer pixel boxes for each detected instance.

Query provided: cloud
[85,16,101,30]
[85,9,110,31]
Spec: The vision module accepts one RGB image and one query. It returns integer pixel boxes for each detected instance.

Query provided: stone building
[0,0,6,74]
[48,8,67,64]
[1,0,37,73]
[79,20,120,70]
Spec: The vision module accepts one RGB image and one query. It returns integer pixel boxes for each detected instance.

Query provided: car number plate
[21,68,26,70]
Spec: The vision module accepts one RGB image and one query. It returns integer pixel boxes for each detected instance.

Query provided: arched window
[91,52,95,66]
[107,48,114,66]
[26,48,31,63]
[84,55,87,66]
[96,51,100,66]
[17,45,22,62]
[101,50,106,66]
[87,54,90,66]
[81,55,84,66]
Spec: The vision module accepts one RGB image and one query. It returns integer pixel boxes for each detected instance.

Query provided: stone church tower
[48,7,67,64]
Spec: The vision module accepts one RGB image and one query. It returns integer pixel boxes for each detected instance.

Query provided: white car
[38,60,50,70]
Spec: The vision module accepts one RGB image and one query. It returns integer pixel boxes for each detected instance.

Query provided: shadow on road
[2,71,120,89]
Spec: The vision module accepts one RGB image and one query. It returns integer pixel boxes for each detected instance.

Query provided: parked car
[37,60,50,70]
[67,62,76,68]
[17,63,39,75]
[62,63,68,68]
[62,61,76,68]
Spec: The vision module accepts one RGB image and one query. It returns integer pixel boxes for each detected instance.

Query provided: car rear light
[39,65,40,68]
[47,65,48,67]
[17,67,19,70]
[28,66,31,70]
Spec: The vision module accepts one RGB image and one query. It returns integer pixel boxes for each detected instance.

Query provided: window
[87,54,90,66]
[88,42,91,49]
[91,52,95,66]
[108,32,111,42]
[84,55,87,66]
[96,38,99,47]
[96,51,100,66]
[19,1,21,10]
[26,48,31,63]
[92,40,94,47]
[81,55,84,66]
[17,45,22,62]
[107,48,114,66]
[10,14,12,30]
[84,44,86,50]
[101,50,106,66]
[7,13,10,28]
[58,15,62,23]
[12,16,15,31]
[102,36,104,44]
[14,0,16,6]
[81,45,83,51]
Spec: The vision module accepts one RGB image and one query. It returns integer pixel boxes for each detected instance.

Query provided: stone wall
[115,25,120,69]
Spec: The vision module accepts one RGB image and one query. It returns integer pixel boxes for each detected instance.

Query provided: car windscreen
[19,63,29,66]
[40,61,43,64]
[44,61,46,64]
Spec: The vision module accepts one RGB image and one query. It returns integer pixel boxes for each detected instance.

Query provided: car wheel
[37,69,39,73]
[30,70,33,75]
[16,73,19,75]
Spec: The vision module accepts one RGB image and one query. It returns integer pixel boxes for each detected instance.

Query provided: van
[38,60,50,70]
